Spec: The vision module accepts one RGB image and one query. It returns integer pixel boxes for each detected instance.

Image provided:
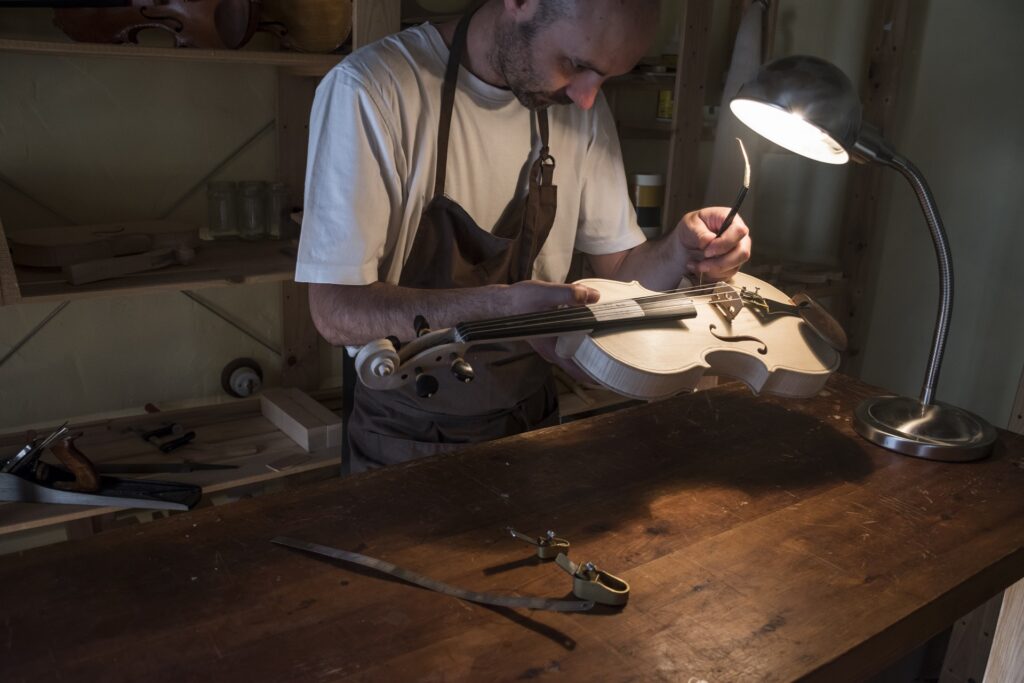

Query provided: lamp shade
[730,55,862,164]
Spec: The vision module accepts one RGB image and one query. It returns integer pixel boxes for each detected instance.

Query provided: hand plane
[0,424,201,510]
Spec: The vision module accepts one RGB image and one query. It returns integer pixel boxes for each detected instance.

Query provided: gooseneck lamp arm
[883,154,952,406]
[729,55,996,461]
[852,124,952,405]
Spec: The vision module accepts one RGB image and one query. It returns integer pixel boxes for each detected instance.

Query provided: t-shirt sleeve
[573,95,647,255]
[295,68,401,285]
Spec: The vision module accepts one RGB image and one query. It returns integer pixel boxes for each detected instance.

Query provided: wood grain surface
[2,375,1022,682]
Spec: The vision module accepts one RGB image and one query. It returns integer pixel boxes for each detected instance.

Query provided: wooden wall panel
[838,0,911,372]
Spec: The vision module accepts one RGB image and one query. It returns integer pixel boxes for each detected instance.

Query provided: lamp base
[854,395,997,462]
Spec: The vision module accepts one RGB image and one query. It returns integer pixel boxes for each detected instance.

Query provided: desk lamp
[729,55,996,462]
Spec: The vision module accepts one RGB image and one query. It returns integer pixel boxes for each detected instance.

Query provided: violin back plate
[571,274,840,400]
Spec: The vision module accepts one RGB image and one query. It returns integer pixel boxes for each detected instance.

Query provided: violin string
[459,289,747,338]
[459,289,739,335]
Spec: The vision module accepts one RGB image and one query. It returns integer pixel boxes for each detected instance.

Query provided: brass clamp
[555,553,630,606]
[507,527,570,560]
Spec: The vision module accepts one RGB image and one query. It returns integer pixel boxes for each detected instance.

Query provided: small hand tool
[133,423,196,453]
[555,553,630,607]
[0,428,201,510]
[507,527,570,559]
[157,431,196,453]
[272,537,594,612]
[92,461,237,474]
[699,137,751,287]
[140,423,183,443]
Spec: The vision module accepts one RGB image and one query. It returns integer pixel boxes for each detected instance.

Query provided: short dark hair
[534,0,575,24]
[532,0,660,28]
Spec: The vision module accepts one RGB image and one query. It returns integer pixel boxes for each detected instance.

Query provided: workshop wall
[856,0,1024,427]
[744,0,1024,428]
[0,10,283,430]
[4,3,1019,433]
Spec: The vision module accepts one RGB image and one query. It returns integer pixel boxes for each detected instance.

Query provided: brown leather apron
[346,8,560,472]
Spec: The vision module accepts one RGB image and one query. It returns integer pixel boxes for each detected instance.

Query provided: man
[296,0,751,471]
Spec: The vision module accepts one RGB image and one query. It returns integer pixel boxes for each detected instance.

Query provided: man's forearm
[309,282,509,346]
[602,229,691,292]
[308,280,600,347]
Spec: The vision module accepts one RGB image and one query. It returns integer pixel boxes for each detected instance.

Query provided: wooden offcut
[260,387,342,452]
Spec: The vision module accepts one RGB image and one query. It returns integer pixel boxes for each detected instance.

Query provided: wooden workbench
[2,374,1023,682]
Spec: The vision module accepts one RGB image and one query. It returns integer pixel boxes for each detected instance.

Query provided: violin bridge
[709,283,742,321]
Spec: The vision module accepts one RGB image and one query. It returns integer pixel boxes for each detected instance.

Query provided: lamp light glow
[729,99,848,164]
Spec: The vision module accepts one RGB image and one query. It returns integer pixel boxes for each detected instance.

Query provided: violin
[355,272,846,401]
[52,0,261,50]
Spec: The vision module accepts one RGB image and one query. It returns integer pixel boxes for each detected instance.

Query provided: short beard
[490,16,570,110]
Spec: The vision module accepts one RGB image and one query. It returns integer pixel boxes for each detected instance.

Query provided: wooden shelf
[0,391,342,538]
[617,119,714,142]
[605,70,677,91]
[6,238,297,304]
[0,37,346,75]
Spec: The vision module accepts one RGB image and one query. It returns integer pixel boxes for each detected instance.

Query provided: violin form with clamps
[355,272,846,401]
[49,0,261,50]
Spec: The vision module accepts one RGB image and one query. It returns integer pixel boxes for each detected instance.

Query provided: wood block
[62,246,196,285]
[260,388,341,453]
[284,387,342,446]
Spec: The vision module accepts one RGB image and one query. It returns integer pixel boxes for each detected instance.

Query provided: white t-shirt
[295,23,645,286]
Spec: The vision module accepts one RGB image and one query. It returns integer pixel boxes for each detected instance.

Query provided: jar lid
[632,174,664,185]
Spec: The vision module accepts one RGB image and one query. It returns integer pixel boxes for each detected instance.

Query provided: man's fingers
[569,283,600,305]
[705,224,749,258]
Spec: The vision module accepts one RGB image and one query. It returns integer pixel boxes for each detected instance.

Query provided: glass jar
[237,181,268,240]
[266,182,289,240]
[206,181,238,240]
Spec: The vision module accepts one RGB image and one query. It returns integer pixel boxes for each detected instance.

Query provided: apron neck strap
[434,9,473,198]
[434,7,551,200]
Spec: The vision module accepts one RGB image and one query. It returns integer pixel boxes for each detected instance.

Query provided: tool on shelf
[507,527,570,559]
[0,426,201,510]
[131,422,197,453]
[93,462,236,474]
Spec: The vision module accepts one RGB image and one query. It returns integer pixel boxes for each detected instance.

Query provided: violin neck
[454,293,697,344]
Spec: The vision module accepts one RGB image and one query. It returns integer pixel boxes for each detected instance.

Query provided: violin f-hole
[708,324,768,355]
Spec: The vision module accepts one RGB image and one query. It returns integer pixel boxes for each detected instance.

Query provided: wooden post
[275,0,402,390]
[353,0,401,49]
[277,69,321,390]
[663,0,713,231]
[1009,365,1024,434]
[983,579,1024,682]
[940,592,1003,683]
[0,217,21,305]
[838,0,911,373]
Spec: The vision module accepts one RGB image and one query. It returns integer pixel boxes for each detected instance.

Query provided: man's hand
[503,280,600,314]
[677,207,751,282]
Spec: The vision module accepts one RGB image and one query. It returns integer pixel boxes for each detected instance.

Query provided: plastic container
[630,174,665,239]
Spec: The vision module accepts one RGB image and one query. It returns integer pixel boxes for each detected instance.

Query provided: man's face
[491,1,656,111]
